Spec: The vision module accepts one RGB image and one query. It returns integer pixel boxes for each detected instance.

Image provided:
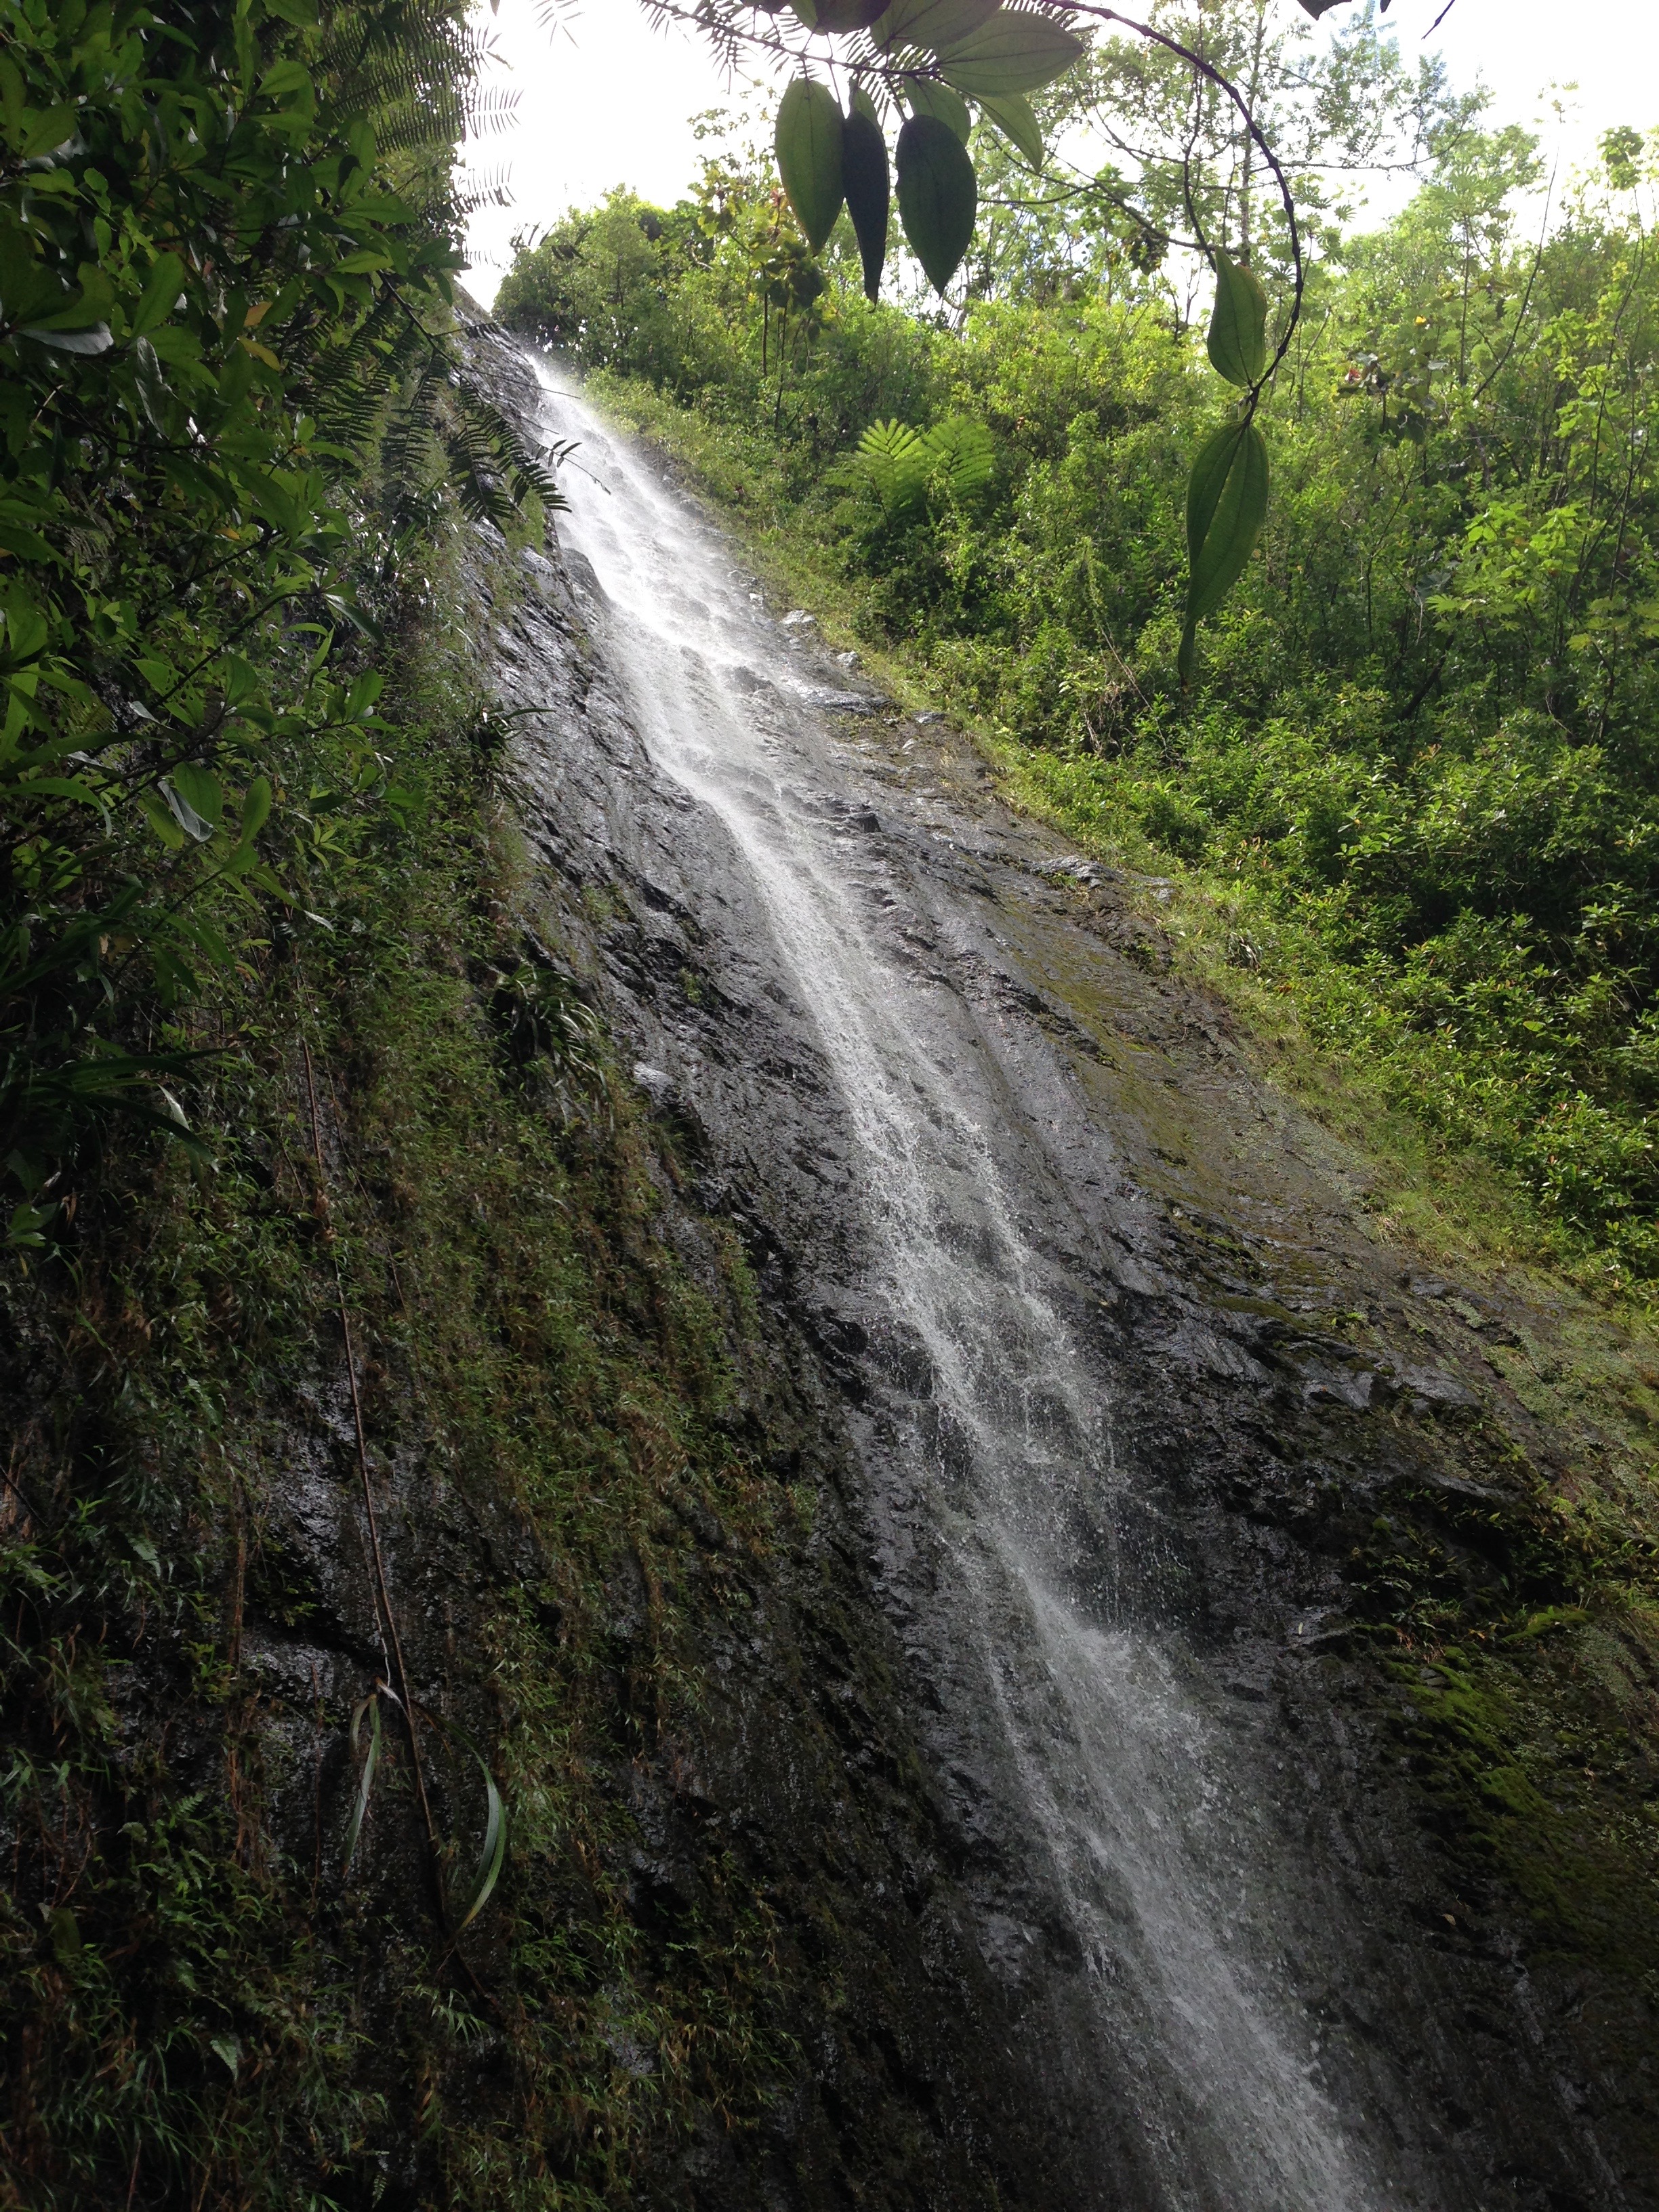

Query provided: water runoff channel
[528,354,1446,2212]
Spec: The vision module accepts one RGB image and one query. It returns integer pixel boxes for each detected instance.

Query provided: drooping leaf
[842,105,891,301]
[1206,251,1268,389]
[136,788,188,851]
[775,77,845,253]
[171,760,224,830]
[937,7,1085,96]
[159,776,216,843]
[1179,417,1270,681]
[131,251,186,339]
[872,0,1000,49]
[343,1692,384,1875]
[18,322,111,355]
[896,113,977,293]
[977,89,1042,165]
[447,1721,508,1932]
[851,80,884,129]
[239,775,274,843]
[903,75,972,142]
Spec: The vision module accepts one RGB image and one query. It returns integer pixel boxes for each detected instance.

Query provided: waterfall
[528,358,1418,2212]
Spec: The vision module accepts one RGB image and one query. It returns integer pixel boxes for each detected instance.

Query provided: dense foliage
[0,0,552,1251]
[497,62,1659,1285]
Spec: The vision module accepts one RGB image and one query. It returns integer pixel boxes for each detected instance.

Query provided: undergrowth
[0,522,800,2209]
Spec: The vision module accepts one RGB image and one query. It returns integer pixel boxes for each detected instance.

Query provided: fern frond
[921,417,996,504]
[855,419,929,518]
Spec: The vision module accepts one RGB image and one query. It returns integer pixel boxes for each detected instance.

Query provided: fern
[924,417,996,505]
[853,417,996,520]
[855,419,930,518]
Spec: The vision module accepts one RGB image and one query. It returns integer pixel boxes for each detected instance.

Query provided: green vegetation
[0,7,817,2203]
[0,0,554,1248]
[496,31,1659,1292]
[495,3,1659,2037]
[5,0,1659,2194]
[0,516,809,2207]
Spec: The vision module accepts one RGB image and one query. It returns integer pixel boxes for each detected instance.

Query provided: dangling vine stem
[300,1030,447,1914]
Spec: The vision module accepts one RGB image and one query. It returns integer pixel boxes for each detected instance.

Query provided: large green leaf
[775,77,845,253]
[131,251,186,340]
[937,7,1085,95]
[792,0,888,26]
[1179,417,1269,680]
[851,81,884,127]
[977,88,1042,165]
[1206,251,1268,389]
[171,760,224,830]
[872,0,1000,49]
[896,113,977,293]
[842,104,891,300]
[903,74,972,142]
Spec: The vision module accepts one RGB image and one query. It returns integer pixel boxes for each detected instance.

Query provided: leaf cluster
[755,3,1086,298]
[853,413,996,515]
[0,0,552,1241]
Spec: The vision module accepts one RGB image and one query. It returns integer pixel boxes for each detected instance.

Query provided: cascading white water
[529,358,1406,2212]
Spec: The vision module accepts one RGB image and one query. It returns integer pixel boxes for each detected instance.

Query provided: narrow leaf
[1180,417,1270,680]
[343,1693,384,1875]
[454,1761,506,1931]
[1206,251,1267,389]
[896,114,977,294]
[240,775,273,842]
[775,79,845,253]
[842,106,891,300]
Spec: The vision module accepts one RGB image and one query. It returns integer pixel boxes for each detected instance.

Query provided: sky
[458,1,1659,306]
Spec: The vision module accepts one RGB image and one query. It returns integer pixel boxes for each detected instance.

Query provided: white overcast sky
[459,1,1659,304]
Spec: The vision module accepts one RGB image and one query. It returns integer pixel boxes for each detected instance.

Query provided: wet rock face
[470,327,1654,2211]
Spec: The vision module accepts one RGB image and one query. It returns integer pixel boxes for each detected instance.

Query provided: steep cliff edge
[1,321,1654,2212]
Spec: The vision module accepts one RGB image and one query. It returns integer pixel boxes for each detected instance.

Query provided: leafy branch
[638,1,1304,675]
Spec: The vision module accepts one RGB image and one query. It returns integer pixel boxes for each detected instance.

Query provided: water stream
[530,359,1416,2211]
